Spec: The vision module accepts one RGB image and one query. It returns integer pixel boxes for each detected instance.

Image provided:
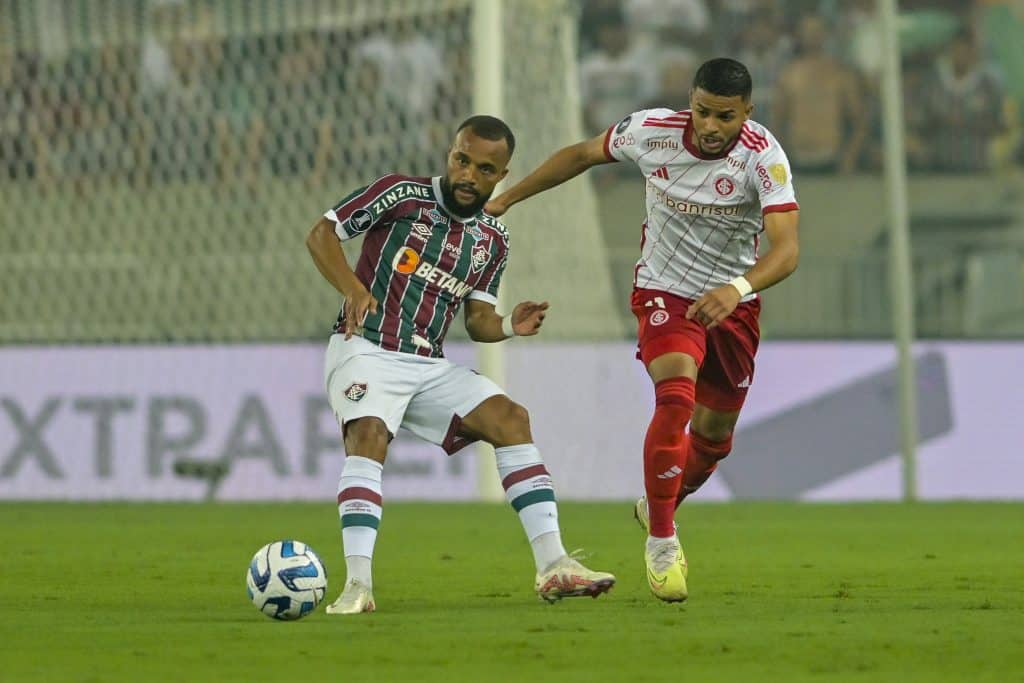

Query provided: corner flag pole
[879,0,919,501]
[472,0,506,502]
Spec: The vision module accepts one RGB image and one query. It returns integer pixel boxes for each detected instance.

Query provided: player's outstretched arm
[485,133,613,217]
[305,216,378,339]
[686,210,800,329]
[464,299,550,342]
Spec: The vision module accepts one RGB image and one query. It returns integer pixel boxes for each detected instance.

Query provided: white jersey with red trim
[603,108,798,301]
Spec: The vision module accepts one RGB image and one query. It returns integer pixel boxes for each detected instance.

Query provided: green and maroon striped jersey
[323,174,509,358]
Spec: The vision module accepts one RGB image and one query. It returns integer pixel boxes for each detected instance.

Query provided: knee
[344,417,390,454]
[490,400,532,446]
[690,428,733,460]
[505,401,531,430]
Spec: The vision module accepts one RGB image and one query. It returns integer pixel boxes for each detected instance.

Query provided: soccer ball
[246,540,327,620]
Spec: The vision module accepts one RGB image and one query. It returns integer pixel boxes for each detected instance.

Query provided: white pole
[878,0,918,501]
[472,0,506,502]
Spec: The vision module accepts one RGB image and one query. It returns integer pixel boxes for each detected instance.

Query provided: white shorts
[324,334,504,455]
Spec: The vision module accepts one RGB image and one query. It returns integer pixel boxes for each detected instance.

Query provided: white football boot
[325,578,376,615]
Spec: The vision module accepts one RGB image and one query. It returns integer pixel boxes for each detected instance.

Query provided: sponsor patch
[646,138,679,150]
[714,176,736,197]
[615,114,632,134]
[465,223,485,242]
[393,247,421,274]
[611,133,635,149]
[650,310,670,326]
[349,208,373,232]
[344,382,367,402]
[769,163,788,184]
[427,208,447,224]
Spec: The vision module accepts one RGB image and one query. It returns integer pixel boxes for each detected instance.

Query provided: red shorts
[630,287,761,412]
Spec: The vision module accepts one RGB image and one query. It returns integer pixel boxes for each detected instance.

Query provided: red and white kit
[604,108,798,409]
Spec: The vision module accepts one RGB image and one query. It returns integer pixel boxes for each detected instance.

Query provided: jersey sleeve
[467,230,510,306]
[323,174,402,241]
[746,135,799,215]
[601,108,677,164]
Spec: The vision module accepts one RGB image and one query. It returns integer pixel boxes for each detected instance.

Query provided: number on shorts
[644,296,666,309]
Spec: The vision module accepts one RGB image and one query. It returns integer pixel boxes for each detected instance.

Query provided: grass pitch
[2,502,1021,682]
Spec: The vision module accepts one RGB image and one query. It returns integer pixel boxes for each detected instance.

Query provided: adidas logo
[737,376,751,388]
[650,166,669,180]
[657,465,682,480]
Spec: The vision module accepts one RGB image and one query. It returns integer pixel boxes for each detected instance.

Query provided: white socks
[337,455,383,587]
[496,444,567,571]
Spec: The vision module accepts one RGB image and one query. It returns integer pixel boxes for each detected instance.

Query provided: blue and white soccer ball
[246,540,327,620]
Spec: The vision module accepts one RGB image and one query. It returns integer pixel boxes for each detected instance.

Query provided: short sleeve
[602,108,678,164]
[467,231,510,305]
[323,174,401,241]
[746,134,799,215]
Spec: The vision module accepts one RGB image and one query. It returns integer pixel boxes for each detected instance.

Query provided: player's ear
[498,167,509,182]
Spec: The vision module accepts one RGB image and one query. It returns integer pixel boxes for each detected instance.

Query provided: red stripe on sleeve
[602,126,616,161]
[762,202,800,215]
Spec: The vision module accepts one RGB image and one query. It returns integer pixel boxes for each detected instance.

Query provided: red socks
[644,377,695,537]
[676,432,732,507]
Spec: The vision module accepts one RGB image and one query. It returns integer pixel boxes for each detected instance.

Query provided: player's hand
[686,285,741,329]
[484,197,509,217]
[344,287,379,340]
[510,300,549,336]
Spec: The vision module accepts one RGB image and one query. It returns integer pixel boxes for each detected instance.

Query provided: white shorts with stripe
[324,334,504,454]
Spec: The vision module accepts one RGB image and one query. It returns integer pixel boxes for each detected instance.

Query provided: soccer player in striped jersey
[487,59,801,602]
[306,115,615,614]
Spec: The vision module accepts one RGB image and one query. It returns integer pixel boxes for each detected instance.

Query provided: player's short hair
[692,58,753,101]
[456,115,516,157]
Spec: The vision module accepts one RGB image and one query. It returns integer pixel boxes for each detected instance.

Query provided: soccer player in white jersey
[487,59,800,602]
[306,115,615,614]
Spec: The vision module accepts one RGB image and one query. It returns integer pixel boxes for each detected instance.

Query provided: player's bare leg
[460,396,615,602]
[327,416,389,615]
[640,352,697,602]
[676,404,740,505]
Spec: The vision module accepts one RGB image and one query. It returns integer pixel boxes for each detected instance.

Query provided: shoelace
[567,548,590,564]
[649,540,680,572]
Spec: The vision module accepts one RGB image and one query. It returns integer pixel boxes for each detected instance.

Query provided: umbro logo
[409,222,431,240]
[657,465,682,480]
[650,166,669,180]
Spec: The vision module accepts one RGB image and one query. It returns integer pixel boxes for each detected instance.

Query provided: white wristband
[728,276,754,298]
[501,315,516,339]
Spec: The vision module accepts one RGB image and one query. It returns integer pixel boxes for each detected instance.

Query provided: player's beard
[440,175,490,218]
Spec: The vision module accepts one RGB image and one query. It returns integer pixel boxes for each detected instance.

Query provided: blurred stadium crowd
[578,0,1022,175]
[3,1,1021,188]
[0,4,472,188]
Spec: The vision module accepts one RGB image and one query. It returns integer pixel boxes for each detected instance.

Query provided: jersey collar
[432,176,479,225]
[682,116,740,160]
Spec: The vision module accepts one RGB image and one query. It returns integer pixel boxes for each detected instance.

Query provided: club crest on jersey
[714,175,736,197]
[410,222,432,240]
[344,382,368,402]
[470,242,490,273]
